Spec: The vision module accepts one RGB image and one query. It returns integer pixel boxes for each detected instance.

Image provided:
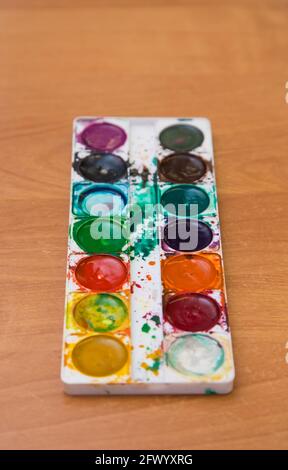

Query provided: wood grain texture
[0,0,288,450]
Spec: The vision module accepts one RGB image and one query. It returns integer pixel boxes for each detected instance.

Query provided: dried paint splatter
[151,315,161,326]
[141,348,162,376]
[130,281,142,293]
[142,323,151,333]
[131,238,158,260]
[142,312,161,331]
[205,388,217,395]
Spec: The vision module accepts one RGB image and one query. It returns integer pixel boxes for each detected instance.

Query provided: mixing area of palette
[61,116,235,394]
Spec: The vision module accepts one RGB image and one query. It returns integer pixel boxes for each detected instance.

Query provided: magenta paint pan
[79,121,127,152]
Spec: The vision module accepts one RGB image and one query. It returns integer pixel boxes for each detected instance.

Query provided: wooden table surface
[1,0,288,451]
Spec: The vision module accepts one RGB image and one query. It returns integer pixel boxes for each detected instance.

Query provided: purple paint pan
[79,122,127,152]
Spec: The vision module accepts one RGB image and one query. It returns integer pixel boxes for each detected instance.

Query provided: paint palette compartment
[72,182,128,217]
[159,182,217,219]
[62,117,235,394]
[68,253,129,293]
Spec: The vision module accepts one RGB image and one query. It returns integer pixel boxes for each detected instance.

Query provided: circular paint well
[73,217,127,254]
[163,219,213,252]
[75,255,128,291]
[80,122,127,152]
[159,124,204,151]
[74,293,128,332]
[165,293,220,332]
[158,153,206,183]
[167,334,224,376]
[72,335,128,377]
[77,153,127,183]
[162,254,217,292]
[79,186,127,217]
[161,185,210,217]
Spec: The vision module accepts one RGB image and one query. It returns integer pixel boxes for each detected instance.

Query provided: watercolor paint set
[61,117,235,394]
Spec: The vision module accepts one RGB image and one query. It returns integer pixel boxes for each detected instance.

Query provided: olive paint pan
[62,117,234,394]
